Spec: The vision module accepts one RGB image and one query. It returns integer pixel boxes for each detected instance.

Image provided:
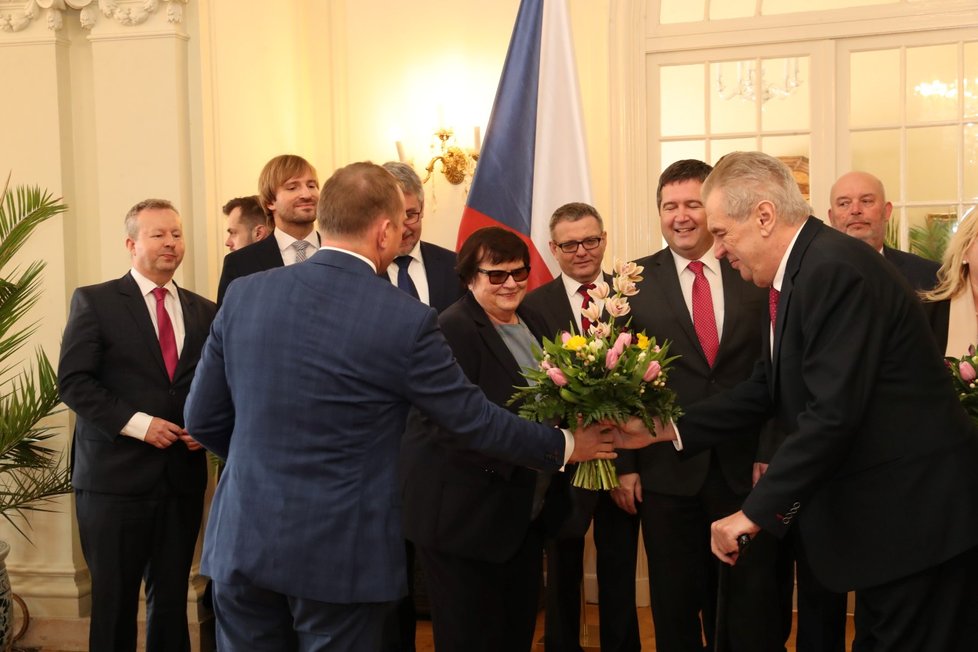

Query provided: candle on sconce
[395,141,406,163]
[474,126,482,152]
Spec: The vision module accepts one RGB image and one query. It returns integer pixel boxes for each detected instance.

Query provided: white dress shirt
[385,241,432,305]
[275,228,321,265]
[672,251,725,341]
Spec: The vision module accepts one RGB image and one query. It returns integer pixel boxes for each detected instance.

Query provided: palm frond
[909,219,952,262]
[0,177,71,533]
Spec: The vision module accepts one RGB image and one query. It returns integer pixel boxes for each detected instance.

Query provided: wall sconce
[396,128,481,186]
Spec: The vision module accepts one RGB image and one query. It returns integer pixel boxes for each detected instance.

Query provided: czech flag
[456,0,593,291]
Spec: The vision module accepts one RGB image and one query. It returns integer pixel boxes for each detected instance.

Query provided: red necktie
[688,261,719,367]
[152,287,178,381]
[578,283,595,333]
[769,287,780,325]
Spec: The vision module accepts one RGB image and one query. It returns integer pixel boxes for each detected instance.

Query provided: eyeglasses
[554,236,603,254]
[404,209,423,225]
[477,266,531,285]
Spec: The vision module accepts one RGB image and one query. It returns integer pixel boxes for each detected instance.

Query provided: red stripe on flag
[457,206,554,291]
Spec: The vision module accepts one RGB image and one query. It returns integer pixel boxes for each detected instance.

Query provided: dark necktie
[687,261,719,367]
[152,287,178,381]
[578,283,596,333]
[395,255,419,300]
[769,287,780,325]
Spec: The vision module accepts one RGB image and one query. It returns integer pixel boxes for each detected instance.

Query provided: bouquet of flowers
[946,345,978,427]
[510,260,682,490]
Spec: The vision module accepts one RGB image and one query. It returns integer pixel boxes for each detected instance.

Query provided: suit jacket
[619,251,768,497]
[924,299,951,352]
[184,249,569,604]
[677,218,978,592]
[419,241,464,313]
[58,273,215,496]
[216,234,284,306]
[882,245,939,291]
[400,292,567,562]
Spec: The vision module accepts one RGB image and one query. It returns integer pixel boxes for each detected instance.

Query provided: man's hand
[610,416,677,449]
[611,472,642,514]
[752,462,769,487]
[144,417,182,449]
[568,421,617,463]
[180,432,203,451]
[710,510,760,566]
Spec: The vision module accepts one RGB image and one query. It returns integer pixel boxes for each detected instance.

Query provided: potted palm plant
[0,175,72,648]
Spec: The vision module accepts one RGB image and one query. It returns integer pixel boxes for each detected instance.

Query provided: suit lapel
[174,286,203,383]
[119,273,171,381]
[650,251,707,367]
[464,295,524,387]
[770,217,821,392]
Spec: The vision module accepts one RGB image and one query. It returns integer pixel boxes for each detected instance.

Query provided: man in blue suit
[184,161,646,651]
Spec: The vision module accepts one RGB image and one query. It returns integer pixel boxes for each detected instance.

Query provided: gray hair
[125,198,178,238]
[383,161,424,205]
[701,152,811,225]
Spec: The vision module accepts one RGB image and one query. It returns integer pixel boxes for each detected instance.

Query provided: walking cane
[714,533,752,652]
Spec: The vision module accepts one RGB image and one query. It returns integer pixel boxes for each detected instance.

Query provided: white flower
[604,296,631,318]
[590,322,612,339]
[582,302,604,324]
[588,282,611,301]
[613,275,639,297]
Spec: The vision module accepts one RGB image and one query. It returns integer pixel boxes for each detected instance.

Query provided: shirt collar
[772,226,805,293]
[130,268,177,297]
[274,228,320,253]
[560,271,603,300]
[671,249,721,278]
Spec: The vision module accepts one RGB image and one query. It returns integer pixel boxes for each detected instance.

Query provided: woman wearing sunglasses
[400,226,569,652]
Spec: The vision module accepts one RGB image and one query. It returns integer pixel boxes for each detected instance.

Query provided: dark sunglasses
[477,266,531,285]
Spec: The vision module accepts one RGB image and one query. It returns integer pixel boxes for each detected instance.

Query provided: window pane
[907,44,958,123]
[764,0,897,13]
[711,137,757,164]
[907,126,958,201]
[661,65,705,137]
[966,42,977,118]
[661,141,706,168]
[712,60,758,134]
[761,57,810,131]
[660,0,704,24]
[851,129,900,200]
[965,123,978,200]
[710,0,755,20]
[851,49,900,127]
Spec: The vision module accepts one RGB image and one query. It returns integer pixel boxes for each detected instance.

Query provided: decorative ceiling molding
[0,0,186,33]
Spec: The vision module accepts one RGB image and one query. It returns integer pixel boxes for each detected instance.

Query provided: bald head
[828,171,892,250]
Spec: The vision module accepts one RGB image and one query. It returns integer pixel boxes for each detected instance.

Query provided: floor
[414,605,856,651]
[20,606,855,651]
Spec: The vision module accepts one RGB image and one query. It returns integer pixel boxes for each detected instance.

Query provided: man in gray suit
[184,161,652,651]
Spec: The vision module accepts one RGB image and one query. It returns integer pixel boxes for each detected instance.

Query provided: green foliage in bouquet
[946,345,978,427]
[510,260,683,490]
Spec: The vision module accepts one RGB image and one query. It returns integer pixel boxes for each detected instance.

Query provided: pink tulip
[643,360,661,382]
[547,367,569,386]
[541,360,553,371]
[560,331,572,344]
[612,332,632,354]
[605,349,620,370]
[960,361,977,382]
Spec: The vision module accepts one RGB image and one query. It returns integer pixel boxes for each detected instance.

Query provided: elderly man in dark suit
[216,154,320,305]
[640,151,978,651]
[615,160,782,652]
[183,161,652,652]
[59,198,216,652]
[522,202,641,652]
[828,170,939,290]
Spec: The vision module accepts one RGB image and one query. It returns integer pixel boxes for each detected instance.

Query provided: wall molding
[0,0,187,33]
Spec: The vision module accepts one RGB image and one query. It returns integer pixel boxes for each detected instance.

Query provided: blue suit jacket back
[185,249,567,603]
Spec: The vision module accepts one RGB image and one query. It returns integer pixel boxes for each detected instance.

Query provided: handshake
[567,416,677,463]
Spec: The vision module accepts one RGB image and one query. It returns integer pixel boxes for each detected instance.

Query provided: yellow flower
[563,335,588,351]
[636,333,650,350]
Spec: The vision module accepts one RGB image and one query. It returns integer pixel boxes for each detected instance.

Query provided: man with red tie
[522,202,642,652]
[59,199,216,652]
[617,160,785,652]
